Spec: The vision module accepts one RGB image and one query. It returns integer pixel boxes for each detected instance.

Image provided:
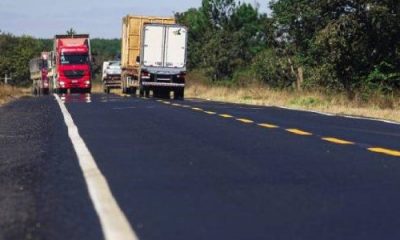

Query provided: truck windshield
[61,54,89,65]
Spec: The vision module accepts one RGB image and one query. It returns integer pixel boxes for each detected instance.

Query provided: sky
[0,0,270,39]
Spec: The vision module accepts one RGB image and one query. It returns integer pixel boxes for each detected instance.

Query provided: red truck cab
[54,34,92,94]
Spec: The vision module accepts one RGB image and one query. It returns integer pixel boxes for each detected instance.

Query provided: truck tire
[174,88,184,100]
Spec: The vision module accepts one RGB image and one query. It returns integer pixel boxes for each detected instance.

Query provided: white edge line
[188,98,400,125]
[271,106,400,125]
[54,94,139,240]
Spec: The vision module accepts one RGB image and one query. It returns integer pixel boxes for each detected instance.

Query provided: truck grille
[64,70,84,79]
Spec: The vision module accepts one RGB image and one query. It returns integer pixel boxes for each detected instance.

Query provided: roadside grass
[185,73,400,123]
[0,84,30,105]
[92,82,104,93]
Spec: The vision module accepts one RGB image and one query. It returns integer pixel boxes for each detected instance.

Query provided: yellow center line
[192,107,204,111]
[258,123,279,129]
[368,148,400,157]
[204,111,217,115]
[322,137,355,145]
[286,128,313,136]
[219,114,234,118]
[236,118,254,124]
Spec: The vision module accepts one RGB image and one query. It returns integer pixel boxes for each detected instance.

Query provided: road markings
[258,123,279,129]
[219,114,234,118]
[322,137,355,145]
[161,101,400,158]
[205,111,217,115]
[54,94,138,240]
[172,103,182,107]
[368,148,400,157]
[236,118,254,124]
[286,129,313,136]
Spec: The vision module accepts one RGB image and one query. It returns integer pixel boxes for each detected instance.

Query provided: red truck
[29,52,50,95]
[51,34,92,94]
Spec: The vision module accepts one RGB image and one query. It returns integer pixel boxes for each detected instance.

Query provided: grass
[0,84,30,105]
[185,72,400,123]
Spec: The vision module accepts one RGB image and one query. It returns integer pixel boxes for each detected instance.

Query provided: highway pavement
[1,93,400,240]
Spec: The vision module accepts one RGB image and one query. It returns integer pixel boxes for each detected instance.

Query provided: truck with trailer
[121,15,188,99]
[102,61,122,93]
[29,52,50,95]
[50,34,92,94]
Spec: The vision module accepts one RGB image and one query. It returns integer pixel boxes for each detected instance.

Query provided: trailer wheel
[174,88,184,100]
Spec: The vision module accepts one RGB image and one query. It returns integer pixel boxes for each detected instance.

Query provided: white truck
[121,16,188,99]
[102,61,121,93]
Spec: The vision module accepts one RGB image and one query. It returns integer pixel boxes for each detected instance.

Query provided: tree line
[0,30,120,85]
[1,0,399,96]
[177,0,400,96]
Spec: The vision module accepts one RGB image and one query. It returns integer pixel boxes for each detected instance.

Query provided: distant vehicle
[29,52,50,95]
[50,34,92,94]
[102,61,121,94]
[121,15,188,99]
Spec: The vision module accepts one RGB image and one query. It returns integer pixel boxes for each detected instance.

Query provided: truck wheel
[144,88,150,98]
[174,88,184,100]
[153,88,160,98]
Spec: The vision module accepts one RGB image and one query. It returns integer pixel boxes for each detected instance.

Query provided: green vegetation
[177,0,400,97]
[1,0,399,99]
[0,30,120,85]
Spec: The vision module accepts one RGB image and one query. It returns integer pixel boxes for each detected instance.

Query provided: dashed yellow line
[236,118,254,124]
[286,129,313,136]
[258,123,279,129]
[322,137,355,145]
[156,102,400,158]
[205,111,217,115]
[219,114,234,118]
[368,148,400,157]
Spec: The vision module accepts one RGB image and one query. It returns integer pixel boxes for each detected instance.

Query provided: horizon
[0,0,269,39]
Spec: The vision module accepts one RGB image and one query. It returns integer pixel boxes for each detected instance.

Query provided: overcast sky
[0,0,269,39]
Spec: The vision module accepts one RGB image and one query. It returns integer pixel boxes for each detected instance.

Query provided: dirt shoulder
[0,85,30,105]
[186,83,400,123]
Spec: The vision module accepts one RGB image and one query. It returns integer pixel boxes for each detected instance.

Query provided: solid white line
[54,94,139,240]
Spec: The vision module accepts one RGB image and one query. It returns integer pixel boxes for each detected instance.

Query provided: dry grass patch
[0,84,30,105]
[185,83,400,123]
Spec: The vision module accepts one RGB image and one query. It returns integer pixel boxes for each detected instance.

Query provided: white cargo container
[120,15,188,99]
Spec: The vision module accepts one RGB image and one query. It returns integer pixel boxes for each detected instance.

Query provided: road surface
[1,93,400,240]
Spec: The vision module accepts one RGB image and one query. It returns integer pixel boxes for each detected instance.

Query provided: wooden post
[296,67,303,91]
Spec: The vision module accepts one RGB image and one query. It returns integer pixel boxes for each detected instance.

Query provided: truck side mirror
[136,56,140,63]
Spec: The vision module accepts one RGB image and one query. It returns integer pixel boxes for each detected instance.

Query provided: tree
[66,28,77,36]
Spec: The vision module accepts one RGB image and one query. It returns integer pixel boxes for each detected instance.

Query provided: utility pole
[2,73,12,85]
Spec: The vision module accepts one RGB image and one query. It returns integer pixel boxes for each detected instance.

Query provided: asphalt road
[1,93,400,240]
